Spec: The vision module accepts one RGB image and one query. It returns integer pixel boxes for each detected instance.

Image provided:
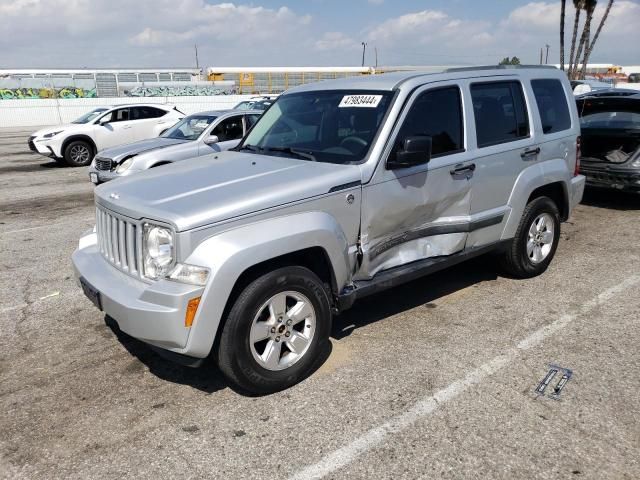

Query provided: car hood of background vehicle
[95,151,362,231]
[97,137,187,163]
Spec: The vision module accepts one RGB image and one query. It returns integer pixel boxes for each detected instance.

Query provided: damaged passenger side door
[358,83,475,279]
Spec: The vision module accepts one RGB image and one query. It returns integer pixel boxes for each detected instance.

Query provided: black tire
[63,140,93,167]
[216,266,332,395]
[500,196,561,279]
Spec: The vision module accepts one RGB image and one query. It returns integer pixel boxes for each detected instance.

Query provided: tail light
[574,136,581,176]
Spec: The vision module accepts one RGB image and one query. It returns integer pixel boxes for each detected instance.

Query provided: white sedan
[28,104,184,167]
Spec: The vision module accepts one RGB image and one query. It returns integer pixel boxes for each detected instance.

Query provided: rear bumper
[72,232,205,354]
[569,174,586,211]
[580,166,640,192]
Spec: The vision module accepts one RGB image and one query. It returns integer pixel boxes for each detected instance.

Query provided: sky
[0,0,638,69]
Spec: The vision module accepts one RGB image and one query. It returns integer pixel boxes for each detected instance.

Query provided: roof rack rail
[445,65,557,73]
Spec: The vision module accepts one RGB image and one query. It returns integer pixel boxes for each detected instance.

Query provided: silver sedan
[88,109,262,184]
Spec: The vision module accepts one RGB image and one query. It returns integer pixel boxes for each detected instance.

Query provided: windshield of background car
[72,108,109,124]
[240,90,394,164]
[234,101,254,110]
[161,115,217,140]
[578,99,640,129]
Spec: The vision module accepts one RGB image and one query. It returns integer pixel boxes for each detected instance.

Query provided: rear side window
[131,106,166,120]
[531,79,571,134]
[394,86,464,157]
[471,81,529,147]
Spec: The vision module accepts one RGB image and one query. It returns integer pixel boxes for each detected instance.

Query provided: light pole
[361,42,367,67]
[545,44,550,64]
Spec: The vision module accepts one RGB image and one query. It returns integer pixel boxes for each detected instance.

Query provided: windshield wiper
[238,144,261,152]
[263,146,317,162]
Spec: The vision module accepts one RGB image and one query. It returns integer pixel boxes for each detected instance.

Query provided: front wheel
[63,140,93,167]
[216,266,332,394]
[499,196,561,278]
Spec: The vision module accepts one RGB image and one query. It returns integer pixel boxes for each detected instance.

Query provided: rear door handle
[521,147,540,159]
[450,163,476,176]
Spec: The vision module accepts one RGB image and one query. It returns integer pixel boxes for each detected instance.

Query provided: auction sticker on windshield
[339,95,383,108]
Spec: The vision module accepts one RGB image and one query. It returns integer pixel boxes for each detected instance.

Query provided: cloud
[314,32,359,51]
[0,0,638,68]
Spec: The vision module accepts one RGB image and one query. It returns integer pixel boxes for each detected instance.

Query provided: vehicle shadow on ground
[0,161,62,174]
[104,315,333,396]
[332,256,499,340]
[581,187,640,210]
[104,316,227,394]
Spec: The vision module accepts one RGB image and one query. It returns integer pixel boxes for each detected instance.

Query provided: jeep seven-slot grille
[95,207,142,277]
[95,157,113,171]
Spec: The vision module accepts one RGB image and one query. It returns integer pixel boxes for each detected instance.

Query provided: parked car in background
[88,109,262,184]
[233,96,275,111]
[29,104,184,167]
[571,79,612,95]
[73,66,584,394]
[577,89,640,192]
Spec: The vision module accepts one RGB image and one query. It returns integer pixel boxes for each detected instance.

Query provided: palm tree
[580,0,615,78]
[567,0,585,78]
[571,0,597,79]
[560,0,567,70]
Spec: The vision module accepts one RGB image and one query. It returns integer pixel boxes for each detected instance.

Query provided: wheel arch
[180,211,352,358]
[61,134,97,158]
[502,160,571,240]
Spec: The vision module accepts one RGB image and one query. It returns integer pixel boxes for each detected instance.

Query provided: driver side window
[212,116,244,142]
[102,108,130,123]
[393,86,464,159]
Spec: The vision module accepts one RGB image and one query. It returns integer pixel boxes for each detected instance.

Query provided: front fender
[501,159,570,240]
[181,211,351,358]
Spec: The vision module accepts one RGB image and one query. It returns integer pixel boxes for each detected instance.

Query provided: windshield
[72,108,109,124]
[239,90,393,164]
[161,115,217,141]
[234,101,254,110]
[580,111,640,129]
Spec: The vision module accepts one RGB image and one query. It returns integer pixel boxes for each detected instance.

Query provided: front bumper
[72,232,205,354]
[29,137,62,157]
[88,164,121,184]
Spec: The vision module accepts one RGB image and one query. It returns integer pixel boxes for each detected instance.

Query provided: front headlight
[116,158,134,173]
[42,130,63,139]
[143,224,174,280]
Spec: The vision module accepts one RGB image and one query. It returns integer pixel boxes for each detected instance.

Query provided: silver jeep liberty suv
[73,66,585,394]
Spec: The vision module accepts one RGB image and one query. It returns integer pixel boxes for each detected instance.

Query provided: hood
[97,137,187,163]
[32,124,79,137]
[95,151,362,231]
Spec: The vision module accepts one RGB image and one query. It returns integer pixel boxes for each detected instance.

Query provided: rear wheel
[216,266,331,394]
[500,196,561,278]
[63,140,93,167]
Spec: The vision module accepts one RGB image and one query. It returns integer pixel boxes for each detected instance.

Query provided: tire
[499,196,561,279]
[216,266,332,395]
[63,140,93,167]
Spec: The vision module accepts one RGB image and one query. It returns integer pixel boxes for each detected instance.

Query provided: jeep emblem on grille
[109,192,120,200]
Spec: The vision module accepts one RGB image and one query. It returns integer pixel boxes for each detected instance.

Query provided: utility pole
[539,47,543,65]
[361,42,367,67]
[194,44,200,71]
[374,47,378,69]
[545,44,550,64]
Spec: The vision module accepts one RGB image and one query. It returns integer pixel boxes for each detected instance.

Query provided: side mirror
[204,134,219,145]
[387,136,432,169]
[98,116,110,125]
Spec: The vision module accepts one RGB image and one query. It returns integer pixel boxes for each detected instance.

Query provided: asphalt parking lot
[1,128,639,480]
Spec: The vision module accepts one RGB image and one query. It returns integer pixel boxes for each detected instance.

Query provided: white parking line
[289,274,640,480]
[0,291,71,315]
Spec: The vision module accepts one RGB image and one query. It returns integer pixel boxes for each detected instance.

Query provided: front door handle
[450,163,476,176]
[521,147,541,159]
